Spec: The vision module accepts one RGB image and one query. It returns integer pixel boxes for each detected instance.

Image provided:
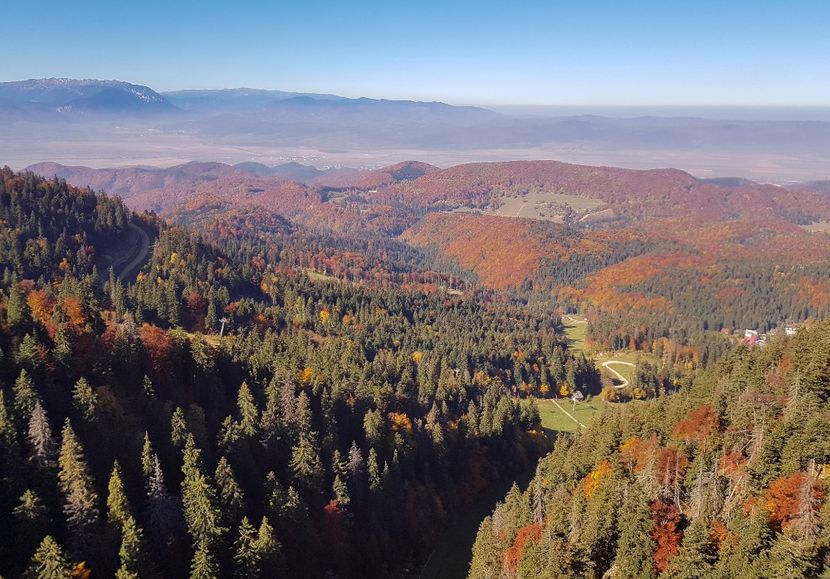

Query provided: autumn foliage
[650,500,683,572]
[672,405,719,444]
[503,523,542,573]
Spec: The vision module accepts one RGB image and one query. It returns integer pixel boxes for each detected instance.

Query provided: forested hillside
[469,319,830,578]
[0,168,602,577]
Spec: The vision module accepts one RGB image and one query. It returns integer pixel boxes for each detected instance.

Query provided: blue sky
[2,0,829,105]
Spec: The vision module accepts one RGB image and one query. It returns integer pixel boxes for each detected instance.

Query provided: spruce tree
[255,516,282,577]
[215,456,245,526]
[181,435,223,546]
[7,276,32,332]
[171,407,188,448]
[114,515,144,579]
[24,535,70,579]
[333,474,351,506]
[13,489,51,561]
[236,382,259,437]
[289,433,323,492]
[189,540,218,579]
[141,432,154,483]
[58,420,99,557]
[665,517,717,578]
[14,368,39,422]
[27,401,56,468]
[613,482,656,578]
[368,447,382,492]
[72,378,97,423]
[146,454,180,550]
[0,388,20,468]
[107,461,131,528]
[233,516,259,579]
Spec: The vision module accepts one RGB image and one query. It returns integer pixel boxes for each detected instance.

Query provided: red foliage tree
[672,405,719,444]
[650,500,683,572]
[503,523,542,573]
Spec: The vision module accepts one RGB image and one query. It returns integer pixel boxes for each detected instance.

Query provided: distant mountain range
[4,78,830,182]
[0,78,174,114]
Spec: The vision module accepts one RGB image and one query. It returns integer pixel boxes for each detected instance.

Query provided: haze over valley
[3,78,830,182]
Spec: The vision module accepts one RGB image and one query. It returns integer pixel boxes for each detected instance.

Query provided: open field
[802,221,830,233]
[485,191,603,222]
[535,397,606,434]
[562,315,588,354]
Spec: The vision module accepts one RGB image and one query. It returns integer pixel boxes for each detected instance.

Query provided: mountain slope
[0,78,175,114]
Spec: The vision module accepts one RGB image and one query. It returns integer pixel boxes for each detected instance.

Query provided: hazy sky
[3,0,829,106]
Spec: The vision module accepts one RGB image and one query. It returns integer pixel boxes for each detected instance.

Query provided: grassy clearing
[453,191,603,223]
[184,332,224,347]
[801,222,830,233]
[562,315,588,354]
[303,269,336,282]
[534,397,606,434]
[489,191,603,222]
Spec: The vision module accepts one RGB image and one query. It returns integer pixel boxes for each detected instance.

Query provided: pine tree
[255,516,282,577]
[236,382,259,437]
[72,378,97,423]
[16,333,42,373]
[141,432,154,483]
[27,401,56,468]
[146,454,180,550]
[347,441,364,486]
[7,276,32,332]
[233,516,260,579]
[58,420,99,557]
[767,533,819,578]
[189,540,218,579]
[0,388,19,468]
[24,535,70,579]
[14,368,40,422]
[171,407,188,448]
[613,482,656,578]
[107,461,131,528]
[664,517,717,578]
[13,489,51,560]
[289,433,323,492]
[260,379,280,445]
[141,376,156,400]
[181,435,223,546]
[215,456,245,526]
[368,447,382,492]
[294,391,312,438]
[333,474,351,506]
[115,515,144,579]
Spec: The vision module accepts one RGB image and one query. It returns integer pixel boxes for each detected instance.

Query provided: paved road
[115,223,151,282]
[602,360,636,389]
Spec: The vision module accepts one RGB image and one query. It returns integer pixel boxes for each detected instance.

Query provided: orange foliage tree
[650,500,683,572]
[503,523,542,573]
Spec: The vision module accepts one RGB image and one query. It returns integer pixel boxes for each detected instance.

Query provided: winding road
[602,360,636,389]
[113,223,152,282]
